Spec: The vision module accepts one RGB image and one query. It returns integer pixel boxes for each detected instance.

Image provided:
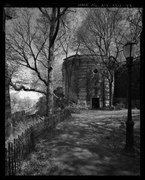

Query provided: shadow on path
[20,110,140,176]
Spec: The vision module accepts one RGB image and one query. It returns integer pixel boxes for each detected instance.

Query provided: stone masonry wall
[62,55,111,108]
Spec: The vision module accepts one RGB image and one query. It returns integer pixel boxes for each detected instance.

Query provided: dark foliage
[53,87,64,98]
[36,96,47,116]
[36,87,73,116]
[114,59,140,100]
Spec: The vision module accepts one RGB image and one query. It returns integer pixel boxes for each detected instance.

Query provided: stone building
[62,54,114,109]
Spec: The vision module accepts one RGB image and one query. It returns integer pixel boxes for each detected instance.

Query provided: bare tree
[6,9,48,95]
[6,8,71,125]
[38,7,69,120]
[57,9,79,58]
[76,8,142,107]
[4,6,17,140]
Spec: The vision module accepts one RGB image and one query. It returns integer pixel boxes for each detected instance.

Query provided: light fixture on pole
[108,56,116,70]
[123,41,136,153]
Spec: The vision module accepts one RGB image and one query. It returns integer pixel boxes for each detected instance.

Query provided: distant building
[62,54,113,109]
[62,54,140,109]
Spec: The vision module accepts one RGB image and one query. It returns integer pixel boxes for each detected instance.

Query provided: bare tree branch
[55,8,68,21]
[39,8,51,22]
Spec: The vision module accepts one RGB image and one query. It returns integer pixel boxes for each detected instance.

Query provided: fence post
[11,142,15,176]
[25,129,28,156]
[23,130,27,159]
[8,142,11,175]
[28,127,31,153]
[17,135,21,174]
[21,132,24,159]
[13,139,17,175]
[5,147,8,175]
[30,126,35,151]
[15,138,18,174]
[27,128,30,155]
[28,128,31,153]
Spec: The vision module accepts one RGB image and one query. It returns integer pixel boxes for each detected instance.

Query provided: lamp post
[108,56,116,107]
[108,56,116,69]
[123,42,136,153]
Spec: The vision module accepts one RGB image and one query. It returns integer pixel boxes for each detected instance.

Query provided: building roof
[63,54,102,63]
[63,54,140,65]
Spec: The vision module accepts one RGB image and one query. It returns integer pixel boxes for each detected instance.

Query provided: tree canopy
[6,7,142,110]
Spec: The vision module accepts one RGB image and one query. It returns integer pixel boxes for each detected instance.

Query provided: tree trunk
[46,11,56,124]
[42,8,67,125]
[109,81,112,107]
[102,77,105,108]
[47,46,54,116]
[109,71,115,107]
[5,64,13,140]
[46,55,54,127]
[112,71,115,106]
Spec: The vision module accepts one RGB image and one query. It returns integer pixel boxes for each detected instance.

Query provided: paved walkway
[19,110,140,176]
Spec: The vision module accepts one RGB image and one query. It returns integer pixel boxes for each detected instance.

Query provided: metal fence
[5,109,71,176]
[5,121,44,175]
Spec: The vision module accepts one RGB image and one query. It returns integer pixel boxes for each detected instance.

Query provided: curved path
[19,110,140,176]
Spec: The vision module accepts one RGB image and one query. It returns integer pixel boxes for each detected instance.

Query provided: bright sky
[10,90,42,100]
[8,8,86,100]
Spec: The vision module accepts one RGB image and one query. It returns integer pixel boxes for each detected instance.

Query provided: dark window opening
[92,98,100,109]
[93,69,98,74]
